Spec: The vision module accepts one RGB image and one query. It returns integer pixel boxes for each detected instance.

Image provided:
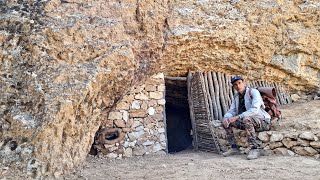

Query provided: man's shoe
[247,149,261,160]
[222,148,240,157]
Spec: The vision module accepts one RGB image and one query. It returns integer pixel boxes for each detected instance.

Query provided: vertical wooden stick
[212,72,223,120]
[217,72,228,115]
[208,72,219,120]
[203,72,214,122]
[187,72,198,150]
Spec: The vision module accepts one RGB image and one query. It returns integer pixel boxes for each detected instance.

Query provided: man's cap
[231,75,243,84]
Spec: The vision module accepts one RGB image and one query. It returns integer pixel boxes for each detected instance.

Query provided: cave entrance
[165,76,193,153]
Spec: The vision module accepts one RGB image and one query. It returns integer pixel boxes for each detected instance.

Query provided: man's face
[232,80,246,93]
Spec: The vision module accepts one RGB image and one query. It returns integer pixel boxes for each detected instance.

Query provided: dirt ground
[63,100,320,180]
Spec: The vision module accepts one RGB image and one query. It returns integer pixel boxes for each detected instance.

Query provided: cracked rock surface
[0,0,319,178]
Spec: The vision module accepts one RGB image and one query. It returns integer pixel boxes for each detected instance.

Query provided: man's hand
[223,116,240,128]
[223,118,231,128]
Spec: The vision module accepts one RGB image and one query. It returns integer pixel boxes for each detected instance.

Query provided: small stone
[284,131,299,139]
[153,73,164,79]
[142,140,154,146]
[292,146,308,156]
[135,125,144,131]
[258,132,270,142]
[124,141,129,148]
[114,119,126,128]
[123,95,134,102]
[131,100,141,109]
[122,111,129,122]
[291,94,301,102]
[133,147,145,156]
[145,85,157,91]
[273,148,288,155]
[282,138,298,148]
[150,92,163,99]
[149,100,158,106]
[158,122,164,127]
[135,94,149,100]
[287,150,295,156]
[299,132,318,141]
[212,120,222,127]
[104,144,114,149]
[141,102,148,110]
[132,121,142,128]
[106,153,118,159]
[128,131,145,141]
[157,84,165,91]
[130,110,146,118]
[109,146,118,152]
[123,128,133,133]
[148,107,155,115]
[269,142,284,150]
[310,141,320,149]
[304,147,318,156]
[270,133,284,142]
[158,128,165,133]
[124,148,133,157]
[160,134,166,142]
[133,85,145,93]
[116,102,130,110]
[157,99,166,105]
[297,138,310,147]
[108,112,122,120]
[128,141,136,147]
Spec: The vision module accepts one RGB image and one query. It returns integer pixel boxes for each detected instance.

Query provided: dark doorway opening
[165,77,193,153]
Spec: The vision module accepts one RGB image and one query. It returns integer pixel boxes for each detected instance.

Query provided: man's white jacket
[224,87,271,124]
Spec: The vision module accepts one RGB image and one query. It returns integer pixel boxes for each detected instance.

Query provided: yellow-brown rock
[0,0,320,178]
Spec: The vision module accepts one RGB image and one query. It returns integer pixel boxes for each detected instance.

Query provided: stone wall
[93,73,167,158]
[213,121,320,158]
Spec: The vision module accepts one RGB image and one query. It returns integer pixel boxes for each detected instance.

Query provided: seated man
[222,75,271,160]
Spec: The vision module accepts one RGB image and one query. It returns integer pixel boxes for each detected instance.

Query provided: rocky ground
[62,100,320,180]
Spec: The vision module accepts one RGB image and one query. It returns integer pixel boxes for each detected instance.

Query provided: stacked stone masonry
[212,121,320,158]
[94,73,167,158]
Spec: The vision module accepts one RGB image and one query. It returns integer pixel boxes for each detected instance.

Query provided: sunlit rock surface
[0,0,319,178]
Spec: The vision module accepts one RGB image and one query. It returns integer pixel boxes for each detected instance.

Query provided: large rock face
[0,0,319,178]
